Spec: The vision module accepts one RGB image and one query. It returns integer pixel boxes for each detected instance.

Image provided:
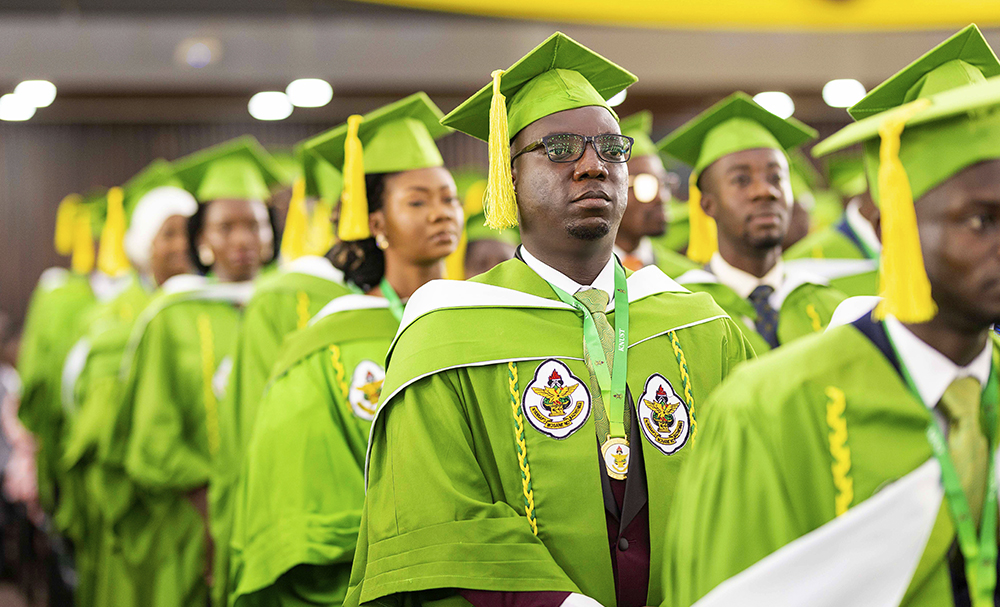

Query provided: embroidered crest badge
[348,360,385,421]
[522,359,591,439]
[637,373,690,455]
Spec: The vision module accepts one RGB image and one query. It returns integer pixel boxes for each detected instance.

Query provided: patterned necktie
[748,284,780,349]
[938,376,988,525]
[573,288,618,440]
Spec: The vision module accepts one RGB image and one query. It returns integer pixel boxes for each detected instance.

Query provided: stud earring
[198,245,215,267]
[375,234,389,251]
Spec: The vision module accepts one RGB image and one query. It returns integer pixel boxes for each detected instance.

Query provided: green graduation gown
[651,244,699,279]
[58,274,153,607]
[783,215,880,298]
[675,266,846,353]
[230,295,398,607]
[213,256,351,607]
[116,276,253,607]
[663,321,999,607]
[345,259,754,607]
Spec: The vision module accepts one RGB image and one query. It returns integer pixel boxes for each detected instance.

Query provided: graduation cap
[441,32,637,230]
[120,160,198,271]
[280,148,344,261]
[813,24,1000,324]
[54,189,108,275]
[824,153,867,198]
[172,136,286,203]
[618,110,658,159]
[301,92,450,242]
[658,92,816,263]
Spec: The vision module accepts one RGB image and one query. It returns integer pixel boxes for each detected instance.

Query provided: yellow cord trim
[685,172,718,264]
[329,345,349,404]
[296,291,311,329]
[874,98,937,324]
[668,330,698,442]
[484,70,518,230]
[825,385,853,517]
[197,314,220,457]
[806,304,823,333]
[812,244,824,260]
[508,361,537,536]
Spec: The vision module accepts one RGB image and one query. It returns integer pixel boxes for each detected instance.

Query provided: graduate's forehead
[918,157,1000,215]
[514,106,620,146]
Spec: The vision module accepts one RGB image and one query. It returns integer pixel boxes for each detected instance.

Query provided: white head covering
[124,186,198,271]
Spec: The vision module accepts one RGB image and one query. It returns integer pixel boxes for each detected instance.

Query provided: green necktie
[573,288,628,440]
[939,376,988,525]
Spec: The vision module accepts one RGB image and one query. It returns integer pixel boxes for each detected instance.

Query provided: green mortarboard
[442,32,636,143]
[466,212,519,245]
[658,92,817,176]
[825,153,868,198]
[270,150,304,185]
[120,159,183,218]
[299,148,343,206]
[172,136,285,203]
[814,24,1000,202]
[619,110,659,158]
[302,92,449,174]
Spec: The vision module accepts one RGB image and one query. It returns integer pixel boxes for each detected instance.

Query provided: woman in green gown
[229,93,462,607]
[115,138,284,607]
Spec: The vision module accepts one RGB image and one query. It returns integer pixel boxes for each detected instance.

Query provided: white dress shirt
[709,252,785,300]
[521,245,616,312]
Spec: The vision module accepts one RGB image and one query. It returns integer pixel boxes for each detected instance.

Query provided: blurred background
[1,0,999,322]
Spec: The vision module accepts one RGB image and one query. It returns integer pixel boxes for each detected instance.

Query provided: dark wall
[0,121,486,324]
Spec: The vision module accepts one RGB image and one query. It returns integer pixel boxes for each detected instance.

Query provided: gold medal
[601,436,630,480]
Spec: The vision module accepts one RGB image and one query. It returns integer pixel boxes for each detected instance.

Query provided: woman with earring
[229,93,462,607]
[114,137,284,607]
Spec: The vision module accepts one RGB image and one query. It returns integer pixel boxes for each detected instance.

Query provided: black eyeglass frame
[510,133,635,164]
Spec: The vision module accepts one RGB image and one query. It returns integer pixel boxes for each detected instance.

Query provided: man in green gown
[613,111,697,279]
[784,153,882,297]
[59,161,196,607]
[660,93,847,352]
[345,33,753,607]
[114,137,282,607]
[665,24,1000,607]
[212,146,350,607]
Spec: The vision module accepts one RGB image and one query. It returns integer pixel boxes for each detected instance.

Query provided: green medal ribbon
[545,261,629,439]
[887,331,998,607]
[379,277,405,322]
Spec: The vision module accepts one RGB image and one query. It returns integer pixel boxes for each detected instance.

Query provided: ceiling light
[0,94,36,121]
[286,78,333,108]
[175,37,222,69]
[822,79,867,108]
[248,91,293,121]
[608,89,627,108]
[753,91,795,119]
[14,80,56,108]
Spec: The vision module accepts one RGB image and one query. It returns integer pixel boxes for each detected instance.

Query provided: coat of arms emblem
[348,359,385,421]
[637,373,690,455]
[521,359,591,439]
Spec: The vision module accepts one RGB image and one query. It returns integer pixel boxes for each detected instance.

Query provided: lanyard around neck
[379,277,405,322]
[886,328,998,607]
[545,261,629,439]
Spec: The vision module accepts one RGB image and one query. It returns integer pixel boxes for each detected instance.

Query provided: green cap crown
[825,153,868,198]
[173,136,285,202]
[658,92,817,175]
[618,110,659,158]
[121,159,183,220]
[441,32,637,142]
[303,92,449,174]
[298,148,343,206]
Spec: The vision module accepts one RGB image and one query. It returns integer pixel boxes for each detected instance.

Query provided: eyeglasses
[510,133,634,164]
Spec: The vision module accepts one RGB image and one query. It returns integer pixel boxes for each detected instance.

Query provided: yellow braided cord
[296,291,311,329]
[668,330,698,441]
[484,70,518,230]
[329,345,349,404]
[825,385,853,516]
[874,98,937,323]
[508,361,537,536]
[197,314,220,457]
[806,304,823,333]
[812,244,824,260]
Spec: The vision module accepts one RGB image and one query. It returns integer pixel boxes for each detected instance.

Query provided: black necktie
[748,285,780,349]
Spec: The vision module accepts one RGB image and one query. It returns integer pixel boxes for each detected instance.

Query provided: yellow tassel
[54,194,82,256]
[280,178,308,261]
[97,187,131,277]
[484,70,518,230]
[873,99,937,323]
[306,197,335,257]
[338,114,371,242]
[71,204,95,275]
[685,173,718,264]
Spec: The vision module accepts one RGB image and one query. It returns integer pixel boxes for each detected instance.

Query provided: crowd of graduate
[1,21,998,607]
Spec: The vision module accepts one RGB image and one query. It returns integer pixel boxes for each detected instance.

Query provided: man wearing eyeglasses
[614,111,700,278]
[344,33,753,607]
[661,92,847,353]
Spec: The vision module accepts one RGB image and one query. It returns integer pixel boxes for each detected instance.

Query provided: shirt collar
[613,237,655,267]
[709,252,785,300]
[845,198,882,257]
[884,315,992,409]
[520,245,617,311]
